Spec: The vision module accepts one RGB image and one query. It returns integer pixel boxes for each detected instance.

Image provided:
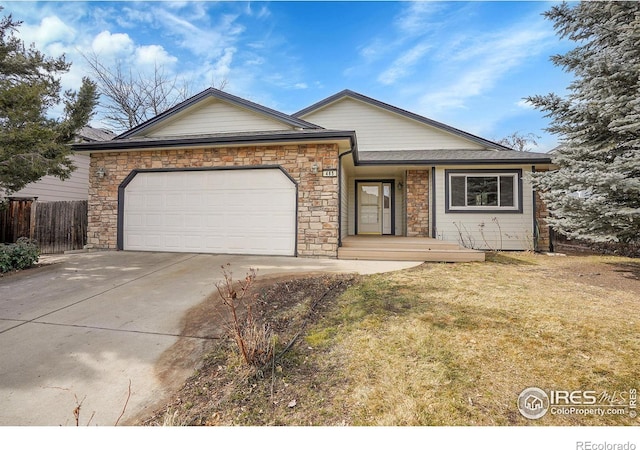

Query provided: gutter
[355,157,553,166]
[73,130,357,153]
[337,149,354,248]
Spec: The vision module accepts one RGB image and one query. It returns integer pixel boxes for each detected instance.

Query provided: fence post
[29,198,37,241]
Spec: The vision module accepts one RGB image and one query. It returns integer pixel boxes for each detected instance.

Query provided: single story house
[74,88,553,261]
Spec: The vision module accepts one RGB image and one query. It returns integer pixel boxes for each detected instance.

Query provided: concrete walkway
[0,251,419,426]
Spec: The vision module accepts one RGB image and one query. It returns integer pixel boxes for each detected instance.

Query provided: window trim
[444,169,523,214]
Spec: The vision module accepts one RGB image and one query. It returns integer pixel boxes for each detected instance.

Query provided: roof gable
[118,88,321,139]
[295,90,509,152]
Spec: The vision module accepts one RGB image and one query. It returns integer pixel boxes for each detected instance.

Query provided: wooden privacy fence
[0,198,88,254]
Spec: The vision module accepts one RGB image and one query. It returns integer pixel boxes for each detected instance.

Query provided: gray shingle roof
[357,149,552,165]
[75,88,552,167]
[76,126,115,142]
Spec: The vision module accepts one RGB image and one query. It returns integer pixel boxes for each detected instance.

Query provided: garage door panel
[145,176,164,188]
[183,234,205,249]
[134,234,162,249]
[145,194,163,207]
[184,194,204,208]
[184,214,205,228]
[204,196,225,209]
[165,193,184,207]
[126,233,146,247]
[143,213,164,227]
[163,234,184,249]
[126,213,145,227]
[126,193,145,208]
[203,237,226,251]
[124,169,296,256]
[164,174,186,189]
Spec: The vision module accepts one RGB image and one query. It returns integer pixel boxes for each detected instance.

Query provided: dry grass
[144,253,639,426]
[308,252,639,426]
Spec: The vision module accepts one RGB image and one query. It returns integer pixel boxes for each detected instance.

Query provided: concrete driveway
[0,251,419,426]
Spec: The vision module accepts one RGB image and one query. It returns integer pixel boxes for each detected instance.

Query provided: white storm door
[358,183,382,234]
[123,168,296,256]
[382,182,392,235]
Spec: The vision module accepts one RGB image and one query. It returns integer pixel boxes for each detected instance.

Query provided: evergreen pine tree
[0,8,98,194]
[528,1,640,244]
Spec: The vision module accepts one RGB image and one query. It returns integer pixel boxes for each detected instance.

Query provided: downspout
[337,149,353,248]
[431,166,436,238]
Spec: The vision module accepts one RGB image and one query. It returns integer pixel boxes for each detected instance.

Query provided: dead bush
[215,264,274,367]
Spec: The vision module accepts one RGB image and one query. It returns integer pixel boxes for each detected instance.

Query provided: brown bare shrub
[215,264,274,367]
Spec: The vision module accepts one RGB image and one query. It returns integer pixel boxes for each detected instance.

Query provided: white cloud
[378,42,432,85]
[358,38,387,62]
[349,2,452,84]
[394,2,443,36]
[154,9,244,59]
[245,3,271,19]
[245,55,265,66]
[356,2,438,65]
[20,15,76,46]
[91,30,134,58]
[135,45,178,67]
[418,25,555,114]
[204,47,236,86]
[117,7,155,28]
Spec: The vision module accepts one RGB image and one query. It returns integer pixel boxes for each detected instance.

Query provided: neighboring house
[73,88,553,260]
[3,126,115,202]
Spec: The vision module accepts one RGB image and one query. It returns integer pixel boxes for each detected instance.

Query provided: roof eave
[73,130,357,153]
[355,158,553,166]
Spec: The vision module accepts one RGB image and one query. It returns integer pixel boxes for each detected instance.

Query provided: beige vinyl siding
[6,154,89,202]
[347,176,404,236]
[340,164,349,241]
[300,97,486,152]
[146,99,294,137]
[434,166,534,251]
[347,180,356,235]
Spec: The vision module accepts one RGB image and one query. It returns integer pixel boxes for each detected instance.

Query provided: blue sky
[3,1,576,151]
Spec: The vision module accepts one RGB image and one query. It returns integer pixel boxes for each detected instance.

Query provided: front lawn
[142,252,640,426]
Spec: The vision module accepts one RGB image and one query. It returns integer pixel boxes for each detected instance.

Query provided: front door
[357,181,393,235]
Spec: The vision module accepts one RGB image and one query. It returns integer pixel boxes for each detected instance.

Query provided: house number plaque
[322,169,337,177]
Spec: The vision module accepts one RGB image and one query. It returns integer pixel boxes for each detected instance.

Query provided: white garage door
[123,168,296,256]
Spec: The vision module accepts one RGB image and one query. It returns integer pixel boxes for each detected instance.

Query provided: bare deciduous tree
[82,51,218,132]
[496,131,540,152]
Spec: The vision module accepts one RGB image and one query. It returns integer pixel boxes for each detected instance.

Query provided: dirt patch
[134,272,359,426]
[539,252,640,296]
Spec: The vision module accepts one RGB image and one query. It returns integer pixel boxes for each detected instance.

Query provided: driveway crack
[27,320,223,340]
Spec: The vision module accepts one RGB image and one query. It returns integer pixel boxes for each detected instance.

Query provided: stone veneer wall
[406,170,429,237]
[88,144,339,257]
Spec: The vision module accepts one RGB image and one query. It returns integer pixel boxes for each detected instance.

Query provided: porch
[337,236,485,262]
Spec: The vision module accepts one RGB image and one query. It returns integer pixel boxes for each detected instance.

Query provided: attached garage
[119,167,297,256]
